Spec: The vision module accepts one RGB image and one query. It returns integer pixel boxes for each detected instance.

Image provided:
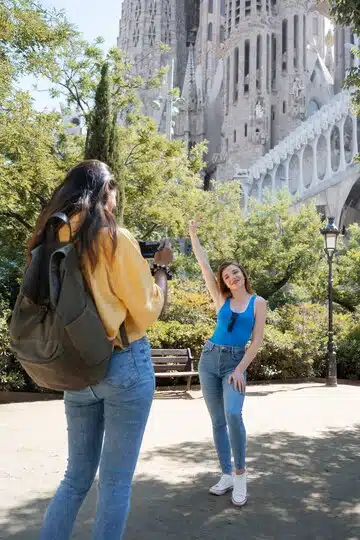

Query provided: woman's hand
[228,366,246,393]
[153,239,173,266]
[189,218,199,237]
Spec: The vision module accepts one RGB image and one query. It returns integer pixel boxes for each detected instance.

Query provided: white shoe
[209,474,234,495]
[232,472,247,506]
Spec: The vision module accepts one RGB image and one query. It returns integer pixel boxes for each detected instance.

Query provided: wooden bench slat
[151,349,189,356]
[151,357,188,364]
[151,348,196,389]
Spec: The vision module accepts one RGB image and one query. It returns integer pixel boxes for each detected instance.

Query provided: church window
[132,25,140,46]
[220,25,226,43]
[256,35,261,90]
[208,22,213,41]
[303,15,306,70]
[235,0,240,25]
[244,39,250,94]
[234,130,237,142]
[221,0,226,16]
[312,15,318,36]
[149,22,156,45]
[162,0,171,44]
[256,0,261,12]
[283,100,286,113]
[234,47,239,102]
[271,33,276,90]
[282,19,288,72]
[244,123,248,137]
[294,15,299,68]
[209,0,213,13]
[227,0,233,36]
[266,34,270,92]
[226,56,230,114]
[245,0,251,16]
[135,1,141,19]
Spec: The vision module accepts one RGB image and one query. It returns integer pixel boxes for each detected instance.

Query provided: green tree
[0,91,84,258]
[0,0,72,99]
[191,192,324,301]
[85,62,112,162]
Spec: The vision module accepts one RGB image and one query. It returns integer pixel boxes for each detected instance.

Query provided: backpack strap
[119,322,129,349]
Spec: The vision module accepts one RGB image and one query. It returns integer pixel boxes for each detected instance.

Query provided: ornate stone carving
[250,97,268,145]
[247,89,352,180]
[289,76,306,119]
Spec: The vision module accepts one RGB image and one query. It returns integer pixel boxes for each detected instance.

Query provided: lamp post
[321,217,340,387]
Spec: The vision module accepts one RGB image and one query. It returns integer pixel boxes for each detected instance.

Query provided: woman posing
[189,219,266,506]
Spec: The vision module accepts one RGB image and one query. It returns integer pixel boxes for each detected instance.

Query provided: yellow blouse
[59,223,164,347]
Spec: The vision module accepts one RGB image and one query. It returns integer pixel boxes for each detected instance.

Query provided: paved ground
[1,383,360,540]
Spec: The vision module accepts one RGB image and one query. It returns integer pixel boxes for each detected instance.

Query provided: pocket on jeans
[104,349,139,389]
[232,351,244,363]
[202,340,214,354]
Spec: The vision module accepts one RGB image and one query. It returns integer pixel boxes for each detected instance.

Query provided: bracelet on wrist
[151,263,173,280]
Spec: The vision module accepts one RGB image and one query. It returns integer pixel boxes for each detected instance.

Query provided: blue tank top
[210,296,256,348]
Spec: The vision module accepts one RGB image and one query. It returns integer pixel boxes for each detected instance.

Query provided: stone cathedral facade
[117,0,356,183]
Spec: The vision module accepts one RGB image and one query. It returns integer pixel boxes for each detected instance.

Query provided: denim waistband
[205,339,245,355]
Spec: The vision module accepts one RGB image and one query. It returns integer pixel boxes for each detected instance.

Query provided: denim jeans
[199,340,246,474]
[39,336,155,540]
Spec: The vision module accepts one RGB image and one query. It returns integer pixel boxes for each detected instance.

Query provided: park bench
[151,348,198,391]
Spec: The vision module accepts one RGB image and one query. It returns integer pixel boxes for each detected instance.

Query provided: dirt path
[1,383,360,540]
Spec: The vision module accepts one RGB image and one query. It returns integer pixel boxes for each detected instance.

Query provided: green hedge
[1,280,360,391]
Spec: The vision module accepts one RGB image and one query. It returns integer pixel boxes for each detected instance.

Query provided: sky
[20,0,123,111]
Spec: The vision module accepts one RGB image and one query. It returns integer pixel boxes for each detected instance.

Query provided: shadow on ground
[2,426,360,540]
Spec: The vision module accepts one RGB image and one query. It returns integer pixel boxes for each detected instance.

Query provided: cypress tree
[108,112,125,223]
[85,62,112,162]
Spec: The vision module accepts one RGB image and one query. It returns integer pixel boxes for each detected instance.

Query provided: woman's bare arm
[189,219,223,311]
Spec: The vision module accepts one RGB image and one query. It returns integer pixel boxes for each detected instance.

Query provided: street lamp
[321,217,340,387]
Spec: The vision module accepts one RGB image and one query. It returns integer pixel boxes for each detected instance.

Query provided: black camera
[139,241,161,259]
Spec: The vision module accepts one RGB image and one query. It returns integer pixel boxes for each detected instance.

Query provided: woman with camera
[35,160,172,539]
[189,218,266,507]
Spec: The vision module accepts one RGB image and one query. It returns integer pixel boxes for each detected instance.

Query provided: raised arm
[189,219,223,311]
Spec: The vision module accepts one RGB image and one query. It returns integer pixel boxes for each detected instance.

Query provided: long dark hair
[27,160,118,270]
[217,260,253,297]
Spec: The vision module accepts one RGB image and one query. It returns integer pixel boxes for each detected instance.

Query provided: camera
[139,241,161,259]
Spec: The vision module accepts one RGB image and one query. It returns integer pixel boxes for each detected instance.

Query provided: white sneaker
[209,474,234,495]
[232,472,247,506]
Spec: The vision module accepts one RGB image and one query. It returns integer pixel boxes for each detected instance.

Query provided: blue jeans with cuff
[39,336,154,540]
[199,340,246,474]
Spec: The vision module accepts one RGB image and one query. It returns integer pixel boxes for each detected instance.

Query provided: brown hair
[26,160,118,271]
[217,260,253,297]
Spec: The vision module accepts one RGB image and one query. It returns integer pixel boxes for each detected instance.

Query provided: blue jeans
[199,340,246,474]
[39,337,155,540]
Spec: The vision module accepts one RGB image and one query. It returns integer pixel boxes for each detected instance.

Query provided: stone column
[334,26,345,93]
[352,114,358,159]
[250,34,257,96]
[303,14,307,72]
[325,128,332,180]
[298,147,305,197]
[339,117,346,170]
[298,13,304,72]
[284,157,290,191]
[262,32,268,94]
[312,138,318,186]
[287,14,294,76]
